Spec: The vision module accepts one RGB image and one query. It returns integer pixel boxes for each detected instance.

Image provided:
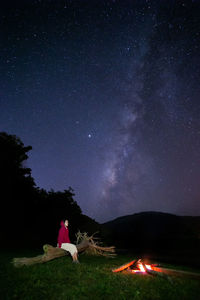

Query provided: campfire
[112,259,159,276]
[112,258,200,281]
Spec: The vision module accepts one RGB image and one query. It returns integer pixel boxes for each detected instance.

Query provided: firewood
[112,260,136,272]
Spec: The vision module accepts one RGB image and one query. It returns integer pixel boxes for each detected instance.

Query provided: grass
[0,250,200,300]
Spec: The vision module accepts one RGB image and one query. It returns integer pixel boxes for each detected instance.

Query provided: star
[1,0,200,222]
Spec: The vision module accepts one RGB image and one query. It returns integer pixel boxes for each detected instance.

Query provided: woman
[57,219,79,263]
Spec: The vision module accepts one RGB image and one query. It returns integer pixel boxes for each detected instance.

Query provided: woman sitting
[57,219,79,263]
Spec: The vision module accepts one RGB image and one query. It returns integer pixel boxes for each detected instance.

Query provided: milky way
[1,1,200,222]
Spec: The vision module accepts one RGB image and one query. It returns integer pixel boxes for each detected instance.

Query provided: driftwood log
[12,237,115,267]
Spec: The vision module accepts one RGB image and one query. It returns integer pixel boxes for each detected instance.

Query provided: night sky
[1,0,200,222]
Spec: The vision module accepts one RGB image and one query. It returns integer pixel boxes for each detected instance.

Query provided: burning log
[112,260,136,273]
[12,232,115,267]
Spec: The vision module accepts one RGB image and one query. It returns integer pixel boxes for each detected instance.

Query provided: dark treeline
[0,132,99,249]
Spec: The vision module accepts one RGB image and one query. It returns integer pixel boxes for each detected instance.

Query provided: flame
[145,264,152,270]
[131,263,146,273]
[138,263,146,272]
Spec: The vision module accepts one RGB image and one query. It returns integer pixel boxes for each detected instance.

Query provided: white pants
[61,243,78,256]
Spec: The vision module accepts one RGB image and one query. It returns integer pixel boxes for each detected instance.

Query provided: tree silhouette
[0,132,37,247]
[0,132,99,249]
[0,131,35,190]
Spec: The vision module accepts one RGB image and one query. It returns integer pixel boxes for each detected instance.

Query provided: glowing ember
[145,264,153,270]
[132,263,146,273]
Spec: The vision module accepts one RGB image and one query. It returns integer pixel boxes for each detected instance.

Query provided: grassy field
[0,250,200,300]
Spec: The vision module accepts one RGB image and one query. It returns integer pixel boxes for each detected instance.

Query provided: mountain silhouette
[101,211,200,266]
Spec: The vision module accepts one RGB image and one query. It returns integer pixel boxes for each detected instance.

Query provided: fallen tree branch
[12,233,116,267]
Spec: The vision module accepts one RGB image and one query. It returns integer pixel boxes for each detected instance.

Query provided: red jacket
[57,221,71,248]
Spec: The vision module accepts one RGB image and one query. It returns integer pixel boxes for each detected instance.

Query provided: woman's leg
[61,243,79,262]
[72,252,79,262]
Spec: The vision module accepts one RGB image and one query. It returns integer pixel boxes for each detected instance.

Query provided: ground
[1,250,200,300]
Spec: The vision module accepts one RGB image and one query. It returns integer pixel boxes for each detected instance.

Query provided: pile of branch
[75,231,115,257]
[12,232,115,268]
